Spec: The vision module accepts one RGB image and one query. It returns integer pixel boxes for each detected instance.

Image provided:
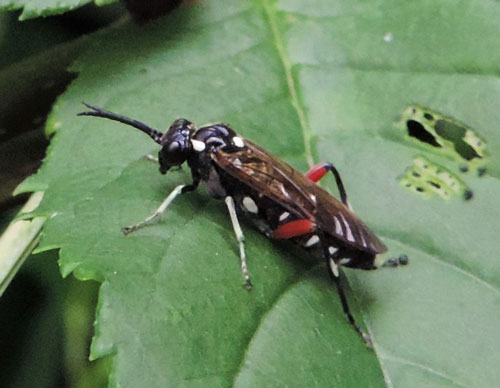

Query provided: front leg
[181,170,200,194]
[121,184,186,234]
[144,154,159,164]
[122,169,201,234]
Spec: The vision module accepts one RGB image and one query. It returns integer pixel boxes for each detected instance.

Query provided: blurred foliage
[0,250,110,388]
[0,2,124,387]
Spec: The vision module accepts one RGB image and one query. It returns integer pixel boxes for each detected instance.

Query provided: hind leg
[319,237,372,346]
[306,162,350,208]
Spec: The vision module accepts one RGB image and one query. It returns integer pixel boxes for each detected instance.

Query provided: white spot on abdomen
[359,232,367,247]
[340,213,355,242]
[334,216,343,236]
[279,211,290,221]
[305,235,319,247]
[242,196,258,214]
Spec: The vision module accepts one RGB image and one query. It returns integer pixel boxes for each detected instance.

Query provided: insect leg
[306,162,349,207]
[225,196,253,290]
[319,235,372,346]
[121,184,185,235]
[181,170,200,194]
[144,154,159,164]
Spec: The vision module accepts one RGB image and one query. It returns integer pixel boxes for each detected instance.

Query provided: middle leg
[225,196,253,290]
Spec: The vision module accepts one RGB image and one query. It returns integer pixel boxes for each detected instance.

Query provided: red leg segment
[272,219,314,239]
[305,162,349,206]
[306,163,329,183]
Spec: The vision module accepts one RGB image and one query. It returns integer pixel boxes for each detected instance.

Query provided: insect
[79,103,401,346]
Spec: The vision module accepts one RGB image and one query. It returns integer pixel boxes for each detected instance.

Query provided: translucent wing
[212,139,387,254]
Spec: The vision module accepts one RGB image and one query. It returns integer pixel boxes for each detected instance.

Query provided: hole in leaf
[434,120,481,161]
[398,156,470,201]
[400,105,488,177]
[427,181,441,189]
[407,120,441,147]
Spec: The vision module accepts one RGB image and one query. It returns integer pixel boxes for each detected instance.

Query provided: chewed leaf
[398,156,469,200]
[400,105,487,173]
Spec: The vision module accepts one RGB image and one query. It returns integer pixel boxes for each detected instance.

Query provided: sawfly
[79,103,406,345]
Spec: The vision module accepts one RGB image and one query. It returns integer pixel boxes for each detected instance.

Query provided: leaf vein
[262,0,314,168]
[381,354,470,388]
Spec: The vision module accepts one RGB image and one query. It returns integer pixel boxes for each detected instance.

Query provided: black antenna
[78,102,164,144]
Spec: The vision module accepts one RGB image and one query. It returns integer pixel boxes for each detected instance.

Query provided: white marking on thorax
[242,196,258,214]
[191,139,206,152]
[309,194,317,203]
[233,136,245,148]
[328,246,338,255]
[305,235,319,247]
[340,213,355,242]
[333,216,343,236]
[329,258,340,278]
[233,158,243,167]
[279,211,290,221]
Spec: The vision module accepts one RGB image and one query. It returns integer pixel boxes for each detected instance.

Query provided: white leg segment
[329,257,340,278]
[122,184,185,234]
[144,154,159,163]
[225,196,252,289]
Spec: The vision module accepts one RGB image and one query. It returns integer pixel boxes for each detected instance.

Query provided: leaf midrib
[262,0,315,168]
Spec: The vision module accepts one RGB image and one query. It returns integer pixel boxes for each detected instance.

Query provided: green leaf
[17,0,500,386]
[0,0,116,20]
[0,193,45,296]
